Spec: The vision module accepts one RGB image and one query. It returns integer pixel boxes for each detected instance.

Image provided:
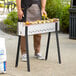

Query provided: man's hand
[41,9,47,17]
[18,9,24,20]
[41,0,47,17]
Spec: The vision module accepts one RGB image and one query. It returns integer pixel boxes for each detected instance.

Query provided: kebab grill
[24,18,59,25]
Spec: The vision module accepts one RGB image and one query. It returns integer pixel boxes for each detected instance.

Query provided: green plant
[60,5,70,33]
[46,0,62,18]
[46,0,70,33]
[4,11,18,33]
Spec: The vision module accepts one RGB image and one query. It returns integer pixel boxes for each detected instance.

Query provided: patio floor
[0,30,76,76]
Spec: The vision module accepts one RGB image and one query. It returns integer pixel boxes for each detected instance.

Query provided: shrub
[46,0,70,33]
[60,5,70,33]
[4,11,18,33]
[46,0,62,19]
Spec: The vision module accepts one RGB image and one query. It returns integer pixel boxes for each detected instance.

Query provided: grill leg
[25,26,30,72]
[15,36,21,67]
[45,32,51,60]
[55,22,61,64]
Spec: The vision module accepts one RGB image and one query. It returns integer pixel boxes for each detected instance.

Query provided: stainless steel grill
[18,21,59,36]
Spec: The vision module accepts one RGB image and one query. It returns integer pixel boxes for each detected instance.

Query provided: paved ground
[0,8,8,21]
[0,29,76,76]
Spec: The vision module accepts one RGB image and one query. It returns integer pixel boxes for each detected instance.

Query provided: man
[16,0,47,61]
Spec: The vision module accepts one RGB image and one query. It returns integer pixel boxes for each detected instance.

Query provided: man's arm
[16,0,24,20]
[41,0,47,15]
[16,0,21,10]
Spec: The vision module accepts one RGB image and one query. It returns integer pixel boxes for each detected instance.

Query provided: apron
[18,0,41,22]
[26,4,41,21]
